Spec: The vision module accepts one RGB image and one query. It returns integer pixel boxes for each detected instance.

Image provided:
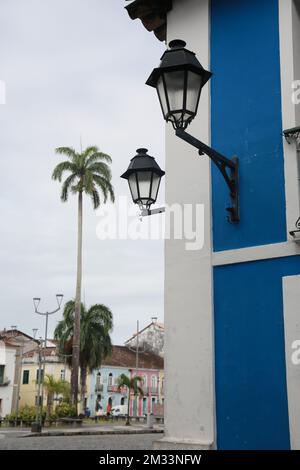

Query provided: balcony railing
[135,386,159,395]
[107,384,119,392]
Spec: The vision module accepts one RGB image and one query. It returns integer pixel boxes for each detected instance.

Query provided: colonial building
[125,319,164,357]
[88,345,164,416]
[0,329,38,416]
[0,338,17,417]
[20,345,72,408]
[125,0,300,450]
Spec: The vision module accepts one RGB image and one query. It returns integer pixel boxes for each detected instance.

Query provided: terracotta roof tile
[102,345,163,369]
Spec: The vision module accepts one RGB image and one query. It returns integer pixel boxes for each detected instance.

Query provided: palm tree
[52,145,114,408]
[54,300,113,411]
[43,374,70,419]
[117,374,144,426]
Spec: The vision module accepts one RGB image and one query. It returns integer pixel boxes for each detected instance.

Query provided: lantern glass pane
[137,171,152,202]
[164,70,185,112]
[186,71,202,114]
[128,174,138,202]
[150,173,161,202]
[157,77,168,118]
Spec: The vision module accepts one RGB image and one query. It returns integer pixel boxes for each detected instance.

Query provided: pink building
[129,367,162,416]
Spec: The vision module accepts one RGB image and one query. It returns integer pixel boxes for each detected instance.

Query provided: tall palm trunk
[80,366,87,412]
[71,190,83,411]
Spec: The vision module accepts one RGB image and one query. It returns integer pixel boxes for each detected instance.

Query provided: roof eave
[125,0,173,42]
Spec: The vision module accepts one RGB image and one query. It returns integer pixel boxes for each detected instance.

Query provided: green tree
[54,300,113,411]
[42,374,70,419]
[117,374,144,426]
[52,145,114,408]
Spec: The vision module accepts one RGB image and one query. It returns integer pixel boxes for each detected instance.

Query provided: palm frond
[82,170,94,193]
[87,162,111,180]
[82,146,99,159]
[61,174,77,202]
[52,161,76,182]
[85,152,112,167]
[55,147,77,160]
[91,190,100,209]
[93,175,115,203]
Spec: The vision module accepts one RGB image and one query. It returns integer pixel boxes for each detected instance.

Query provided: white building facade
[0,341,17,417]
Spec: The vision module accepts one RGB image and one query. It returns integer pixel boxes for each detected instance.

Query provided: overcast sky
[0,0,165,344]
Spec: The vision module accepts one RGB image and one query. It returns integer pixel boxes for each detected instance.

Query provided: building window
[151,397,156,412]
[36,369,44,382]
[60,369,65,381]
[96,372,101,387]
[108,373,113,386]
[22,370,29,385]
[151,375,157,391]
[0,365,4,385]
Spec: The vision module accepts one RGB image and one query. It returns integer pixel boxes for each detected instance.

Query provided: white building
[125,319,164,357]
[0,329,38,417]
[0,339,17,417]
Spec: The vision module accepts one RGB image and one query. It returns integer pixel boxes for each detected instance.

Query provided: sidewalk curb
[21,428,164,438]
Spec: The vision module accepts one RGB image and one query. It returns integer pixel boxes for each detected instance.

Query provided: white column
[154,0,215,450]
[279,0,300,234]
[282,275,300,449]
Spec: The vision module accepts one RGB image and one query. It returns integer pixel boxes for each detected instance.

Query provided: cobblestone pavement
[0,430,159,450]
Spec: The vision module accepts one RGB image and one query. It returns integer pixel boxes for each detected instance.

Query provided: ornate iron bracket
[283,126,300,145]
[175,128,240,223]
[289,216,300,238]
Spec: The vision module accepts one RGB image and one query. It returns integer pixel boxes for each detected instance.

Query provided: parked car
[110,405,127,417]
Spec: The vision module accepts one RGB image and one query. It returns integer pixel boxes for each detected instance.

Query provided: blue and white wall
[211,0,300,450]
[159,0,300,450]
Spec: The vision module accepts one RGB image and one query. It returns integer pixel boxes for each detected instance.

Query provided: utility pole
[32,294,63,430]
[135,320,139,373]
[34,337,43,432]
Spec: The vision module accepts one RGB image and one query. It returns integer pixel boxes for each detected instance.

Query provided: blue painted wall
[214,255,300,449]
[89,366,129,416]
[211,0,286,252]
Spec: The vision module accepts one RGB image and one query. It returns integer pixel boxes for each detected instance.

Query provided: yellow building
[20,346,72,408]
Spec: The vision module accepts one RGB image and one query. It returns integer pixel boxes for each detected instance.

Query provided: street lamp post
[9,326,25,427]
[33,336,43,432]
[32,294,63,430]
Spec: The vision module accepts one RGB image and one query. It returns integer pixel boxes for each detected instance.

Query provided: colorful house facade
[125,0,300,450]
[88,345,164,416]
[20,346,71,408]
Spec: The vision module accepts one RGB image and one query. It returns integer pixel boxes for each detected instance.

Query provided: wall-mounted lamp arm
[141,207,165,217]
[175,128,240,223]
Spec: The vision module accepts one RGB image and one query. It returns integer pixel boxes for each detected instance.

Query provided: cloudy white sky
[0,0,165,344]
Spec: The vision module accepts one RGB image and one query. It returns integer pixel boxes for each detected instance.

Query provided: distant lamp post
[121,148,165,216]
[32,293,63,430]
[146,39,240,223]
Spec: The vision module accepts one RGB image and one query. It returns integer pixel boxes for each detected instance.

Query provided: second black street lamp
[121,148,165,216]
[146,39,240,223]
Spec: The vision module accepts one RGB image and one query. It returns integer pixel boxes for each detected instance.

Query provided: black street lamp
[121,148,165,216]
[146,39,240,223]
